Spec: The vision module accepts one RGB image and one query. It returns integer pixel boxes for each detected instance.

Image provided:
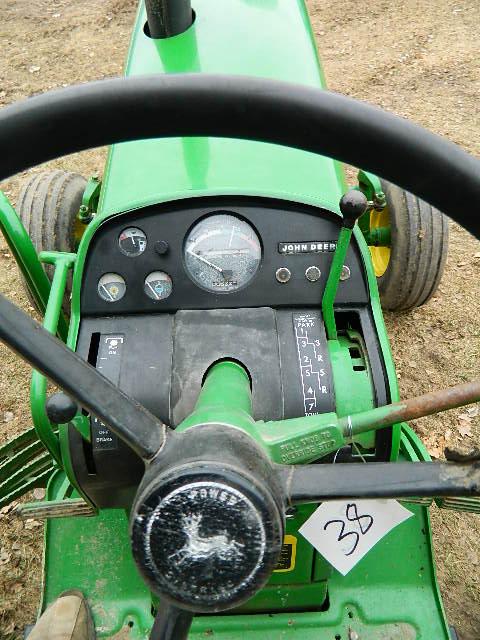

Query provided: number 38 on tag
[299,499,413,576]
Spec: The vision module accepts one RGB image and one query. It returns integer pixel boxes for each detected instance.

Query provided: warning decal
[273,535,297,572]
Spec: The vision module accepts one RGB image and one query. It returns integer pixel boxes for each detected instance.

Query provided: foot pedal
[15,498,96,520]
[0,427,56,509]
[436,496,480,514]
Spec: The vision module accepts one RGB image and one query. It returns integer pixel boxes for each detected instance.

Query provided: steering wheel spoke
[279,460,480,505]
[0,292,167,461]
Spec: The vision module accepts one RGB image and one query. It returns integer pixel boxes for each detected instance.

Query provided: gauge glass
[118,227,147,257]
[144,271,173,301]
[184,214,261,293]
[97,273,126,302]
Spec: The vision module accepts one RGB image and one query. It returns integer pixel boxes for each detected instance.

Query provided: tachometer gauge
[97,273,126,302]
[184,214,261,293]
[144,271,173,301]
[118,227,147,257]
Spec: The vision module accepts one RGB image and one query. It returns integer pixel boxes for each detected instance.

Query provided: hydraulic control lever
[322,189,369,340]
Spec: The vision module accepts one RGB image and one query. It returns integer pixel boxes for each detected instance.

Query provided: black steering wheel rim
[0,73,479,240]
[0,73,479,462]
[1,74,479,624]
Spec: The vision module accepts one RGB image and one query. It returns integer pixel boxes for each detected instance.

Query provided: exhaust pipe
[145,0,193,39]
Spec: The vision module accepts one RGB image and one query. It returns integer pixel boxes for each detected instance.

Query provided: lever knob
[339,189,369,229]
[45,392,78,424]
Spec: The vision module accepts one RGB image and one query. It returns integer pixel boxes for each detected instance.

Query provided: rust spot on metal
[391,379,480,424]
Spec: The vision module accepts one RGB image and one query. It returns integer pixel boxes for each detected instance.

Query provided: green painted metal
[237,504,331,613]
[353,225,402,460]
[0,191,69,339]
[367,224,391,247]
[40,433,450,638]
[41,471,152,638]
[98,0,346,217]
[356,169,387,240]
[176,357,451,473]
[322,226,353,340]
[328,331,376,451]
[177,359,371,465]
[0,427,56,507]
[0,467,54,510]
[177,360,255,432]
[30,252,76,467]
[78,176,101,226]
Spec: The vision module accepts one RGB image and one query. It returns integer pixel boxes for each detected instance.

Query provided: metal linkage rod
[341,379,480,437]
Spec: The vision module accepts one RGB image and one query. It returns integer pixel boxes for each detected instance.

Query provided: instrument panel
[81,197,368,315]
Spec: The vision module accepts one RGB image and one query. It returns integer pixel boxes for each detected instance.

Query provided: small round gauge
[144,271,173,301]
[118,227,147,257]
[97,273,126,302]
[184,214,261,293]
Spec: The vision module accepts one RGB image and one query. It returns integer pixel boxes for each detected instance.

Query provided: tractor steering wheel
[0,75,479,638]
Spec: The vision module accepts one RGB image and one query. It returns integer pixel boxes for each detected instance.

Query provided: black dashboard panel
[81,197,368,315]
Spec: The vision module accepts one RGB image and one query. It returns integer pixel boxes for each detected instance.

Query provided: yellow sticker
[273,535,297,573]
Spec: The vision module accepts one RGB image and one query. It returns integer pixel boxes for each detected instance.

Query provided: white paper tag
[299,499,413,576]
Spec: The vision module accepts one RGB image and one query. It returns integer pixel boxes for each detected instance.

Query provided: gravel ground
[0,0,479,638]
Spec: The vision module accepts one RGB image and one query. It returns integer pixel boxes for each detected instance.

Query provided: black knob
[154,240,170,255]
[45,393,78,424]
[339,190,368,229]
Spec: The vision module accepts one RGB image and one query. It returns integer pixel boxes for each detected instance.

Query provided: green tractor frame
[0,1,479,639]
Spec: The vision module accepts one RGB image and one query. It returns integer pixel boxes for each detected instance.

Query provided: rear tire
[17,170,86,311]
[372,180,449,311]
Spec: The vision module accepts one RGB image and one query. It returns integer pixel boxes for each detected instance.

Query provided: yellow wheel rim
[73,216,87,249]
[369,207,391,277]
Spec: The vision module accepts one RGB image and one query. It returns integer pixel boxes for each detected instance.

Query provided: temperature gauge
[118,227,147,257]
[97,273,126,302]
[144,271,172,301]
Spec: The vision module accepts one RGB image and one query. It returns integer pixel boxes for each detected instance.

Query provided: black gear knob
[45,392,78,424]
[339,189,369,229]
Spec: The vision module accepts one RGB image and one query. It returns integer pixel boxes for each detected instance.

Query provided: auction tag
[299,499,413,576]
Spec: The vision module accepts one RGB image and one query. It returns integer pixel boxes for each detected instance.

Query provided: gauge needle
[187,249,224,275]
[100,284,114,301]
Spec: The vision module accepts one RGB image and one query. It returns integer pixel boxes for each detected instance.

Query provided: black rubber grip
[0,74,478,239]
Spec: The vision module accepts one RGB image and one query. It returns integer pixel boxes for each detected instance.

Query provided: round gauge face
[118,227,147,257]
[144,271,173,301]
[184,214,261,293]
[97,273,126,302]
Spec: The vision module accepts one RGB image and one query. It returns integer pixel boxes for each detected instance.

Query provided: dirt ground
[0,0,479,638]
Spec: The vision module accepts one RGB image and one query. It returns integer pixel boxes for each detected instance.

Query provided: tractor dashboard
[80,197,368,314]
[74,197,391,508]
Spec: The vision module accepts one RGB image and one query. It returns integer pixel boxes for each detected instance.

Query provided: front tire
[17,170,87,311]
[370,180,449,311]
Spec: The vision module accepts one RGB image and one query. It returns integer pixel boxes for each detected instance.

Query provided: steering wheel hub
[130,427,285,612]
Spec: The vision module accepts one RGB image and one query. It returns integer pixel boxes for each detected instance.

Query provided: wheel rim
[369,207,391,277]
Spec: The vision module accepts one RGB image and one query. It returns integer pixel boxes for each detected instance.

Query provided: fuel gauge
[119,227,147,257]
[97,273,126,302]
[144,271,172,301]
